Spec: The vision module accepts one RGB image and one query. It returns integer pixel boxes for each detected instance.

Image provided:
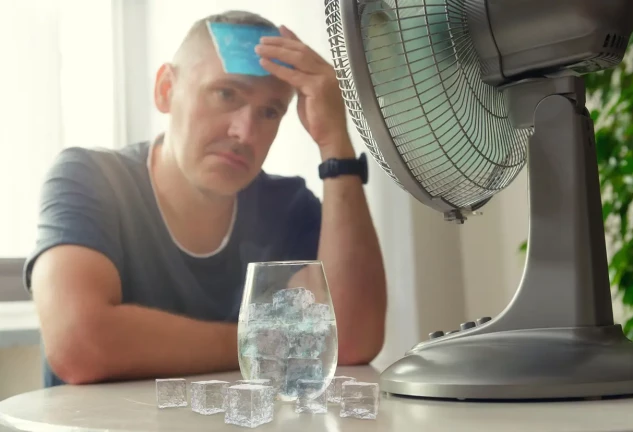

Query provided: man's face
[156,45,294,197]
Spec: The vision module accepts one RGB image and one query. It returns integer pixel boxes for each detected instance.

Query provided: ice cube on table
[284,357,323,398]
[340,381,379,420]
[295,379,328,414]
[327,376,356,404]
[236,379,272,386]
[191,380,228,415]
[240,326,290,359]
[155,378,187,408]
[225,384,275,428]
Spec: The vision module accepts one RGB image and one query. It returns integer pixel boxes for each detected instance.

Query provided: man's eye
[262,107,279,120]
[215,88,235,101]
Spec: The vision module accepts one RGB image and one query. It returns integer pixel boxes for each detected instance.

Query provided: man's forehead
[193,57,294,103]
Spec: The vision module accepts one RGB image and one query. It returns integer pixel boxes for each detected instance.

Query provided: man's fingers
[260,32,322,63]
[260,33,332,72]
[279,25,300,41]
[259,35,305,51]
[259,58,312,89]
[256,44,324,74]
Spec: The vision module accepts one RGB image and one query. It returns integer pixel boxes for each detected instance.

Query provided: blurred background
[1,0,630,401]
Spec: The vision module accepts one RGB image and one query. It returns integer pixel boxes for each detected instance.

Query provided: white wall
[366,165,467,369]
[120,0,152,145]
[459,171,529,321]
[0,346,41,401]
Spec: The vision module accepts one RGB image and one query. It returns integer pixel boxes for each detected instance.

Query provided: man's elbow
[44,318,111,385]
[338,328,385,365]
[49,359,102,385]
[338,351,377,366]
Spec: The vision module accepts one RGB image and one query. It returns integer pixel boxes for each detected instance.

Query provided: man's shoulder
[46,142,150,191]
[51,141,149,172]
[38,142,152,212]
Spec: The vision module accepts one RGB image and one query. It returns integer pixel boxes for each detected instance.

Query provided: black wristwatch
[318,152,368,184]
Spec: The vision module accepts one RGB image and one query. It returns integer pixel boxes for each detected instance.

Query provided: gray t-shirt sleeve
[23,147,123,292]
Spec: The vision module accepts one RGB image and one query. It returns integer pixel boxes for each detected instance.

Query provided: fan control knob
[429,330,444,339]
[460,321,476,330]
[446,330,459,335]
[476,316,492,325]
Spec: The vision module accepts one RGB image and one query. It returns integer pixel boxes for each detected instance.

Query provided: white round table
[1,365,632,431]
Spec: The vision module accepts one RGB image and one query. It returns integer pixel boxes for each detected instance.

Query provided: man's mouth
[210,151,249,170]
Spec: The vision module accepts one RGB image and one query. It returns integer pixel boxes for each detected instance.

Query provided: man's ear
[154,63,175,114]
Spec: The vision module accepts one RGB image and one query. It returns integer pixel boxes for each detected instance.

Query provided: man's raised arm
[316,141,387,365]
[257,26,388,365]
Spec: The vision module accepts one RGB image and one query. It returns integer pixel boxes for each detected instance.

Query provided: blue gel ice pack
[207,22,292,76]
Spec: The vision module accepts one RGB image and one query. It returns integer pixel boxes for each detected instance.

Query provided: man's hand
[256,26,352,156]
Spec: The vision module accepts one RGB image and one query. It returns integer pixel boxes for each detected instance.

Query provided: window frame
[0,259,29,302]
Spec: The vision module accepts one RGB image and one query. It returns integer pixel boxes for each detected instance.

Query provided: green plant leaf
[610,247,628,272]
[624,317,633,341]
[602,201,613,222]
[619,199,631,238]
[622,273,633,305]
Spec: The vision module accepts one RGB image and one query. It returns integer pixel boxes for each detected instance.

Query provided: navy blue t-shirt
[23,139,322,387]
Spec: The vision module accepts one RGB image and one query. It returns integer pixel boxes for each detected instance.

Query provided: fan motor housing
[470,0,633,85]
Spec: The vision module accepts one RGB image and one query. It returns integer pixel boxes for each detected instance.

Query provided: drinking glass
[237,260,338,402]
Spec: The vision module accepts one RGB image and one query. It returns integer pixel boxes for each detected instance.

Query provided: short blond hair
[172,10,277,69]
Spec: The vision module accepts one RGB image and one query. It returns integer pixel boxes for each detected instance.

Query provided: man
[25,10,386,387]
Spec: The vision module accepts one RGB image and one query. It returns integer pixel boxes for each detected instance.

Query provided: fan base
[380,325,633,401]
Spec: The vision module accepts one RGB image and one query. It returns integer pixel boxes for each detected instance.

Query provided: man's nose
[227,106,258,144]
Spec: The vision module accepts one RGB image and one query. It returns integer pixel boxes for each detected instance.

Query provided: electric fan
[325,0,633,400]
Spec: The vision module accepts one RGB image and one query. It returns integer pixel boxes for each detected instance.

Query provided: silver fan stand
[380,74,633,401]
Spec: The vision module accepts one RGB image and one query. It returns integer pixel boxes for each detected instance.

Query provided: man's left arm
[258,25,388,365]
[317,141,387,365]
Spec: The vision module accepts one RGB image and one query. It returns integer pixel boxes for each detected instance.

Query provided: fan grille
[326,0,533,210]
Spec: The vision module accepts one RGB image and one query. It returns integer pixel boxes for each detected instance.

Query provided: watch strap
[318,152,368,184]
